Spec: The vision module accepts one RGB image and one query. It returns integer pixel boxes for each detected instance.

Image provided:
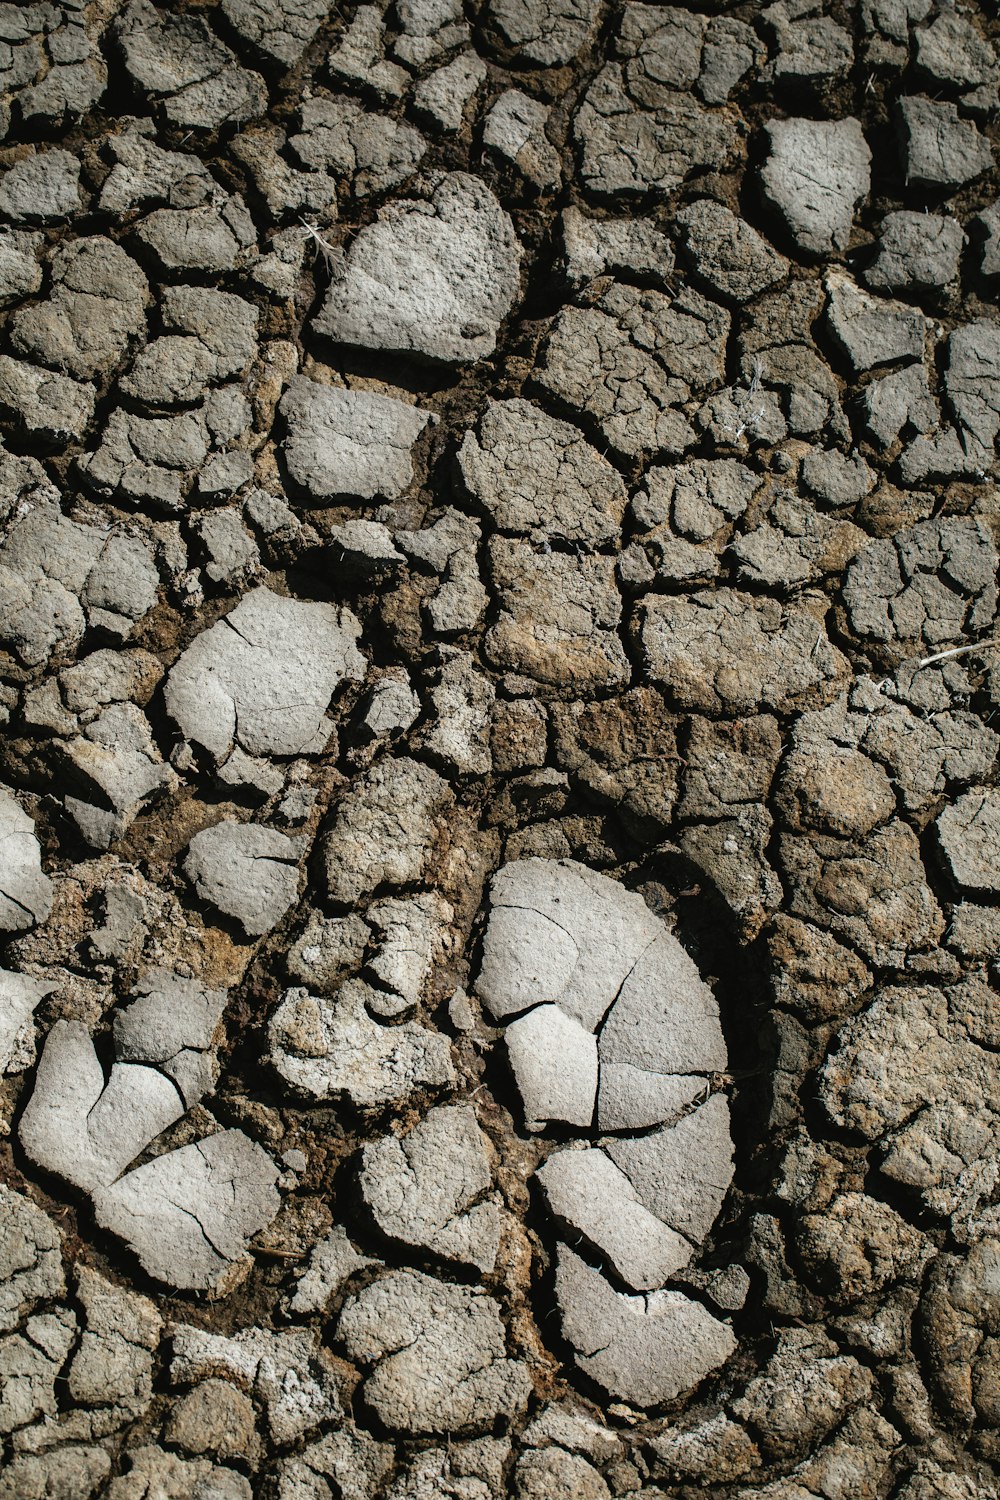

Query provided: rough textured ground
[0,0,999,1495]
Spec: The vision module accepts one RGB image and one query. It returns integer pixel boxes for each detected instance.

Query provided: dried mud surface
[0,0,1000,1495]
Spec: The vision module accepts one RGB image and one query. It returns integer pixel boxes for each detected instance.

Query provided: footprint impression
[475,857,739,1407]
[17,970,280,1290]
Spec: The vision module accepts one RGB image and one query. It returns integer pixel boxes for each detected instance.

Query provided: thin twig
[914,637,999,669]
[727,355,767,442]
[299,217,340,272]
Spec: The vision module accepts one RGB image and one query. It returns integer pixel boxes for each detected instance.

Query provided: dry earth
[0,0,999,1495]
